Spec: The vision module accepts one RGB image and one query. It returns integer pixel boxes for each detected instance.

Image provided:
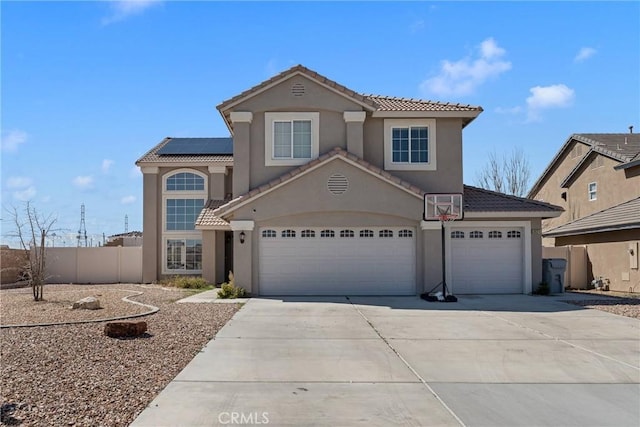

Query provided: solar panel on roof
[157,138,233,155]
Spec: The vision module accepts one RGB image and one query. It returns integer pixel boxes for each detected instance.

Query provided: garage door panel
[259,227,415,296]
[450,227,524,294]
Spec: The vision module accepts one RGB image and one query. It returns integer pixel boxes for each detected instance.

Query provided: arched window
[165,172,205,191]
[379,230,393,238]
[360,229,374,238]
[262,229,277,238]
[320,230,335,238]
[451,231,465,239]
[469,231,483,239]
[282,230,296,238]
[507,230,521,239]
[301,229,315,238]
[399,229,413,238]
[340,229,355,238]
[488,231,502,239]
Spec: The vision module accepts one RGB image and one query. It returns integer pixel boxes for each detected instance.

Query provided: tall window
[163,170,207,274]
[588,182,597,201]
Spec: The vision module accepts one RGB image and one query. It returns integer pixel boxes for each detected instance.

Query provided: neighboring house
[105,231,144,247]
[137,65,561,295]
[528,133,640,292]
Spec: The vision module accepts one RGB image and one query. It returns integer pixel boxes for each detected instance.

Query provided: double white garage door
[259,227,415,296]
[449,227,524,294]
[258,225,525,296]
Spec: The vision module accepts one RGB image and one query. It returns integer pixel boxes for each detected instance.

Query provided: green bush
[533,281,550,295]
[160,276,210,289]
[217,272,247,299]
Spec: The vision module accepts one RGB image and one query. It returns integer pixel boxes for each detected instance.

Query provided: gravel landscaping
[0,284,240,426]
[562,291,640,319]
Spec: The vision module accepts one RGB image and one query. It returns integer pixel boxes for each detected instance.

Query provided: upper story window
[384,119,436,171]
[166,172,205,191]
[163,169,207,232]
[265,112,319,166]
[588,182,597,201]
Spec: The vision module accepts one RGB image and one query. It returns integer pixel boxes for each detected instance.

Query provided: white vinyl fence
[45,247,142,284]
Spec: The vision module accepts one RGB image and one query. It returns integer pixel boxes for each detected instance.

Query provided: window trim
[265,112,319,166]
[588,182,597,201]
[384,119,437,171]
[162,237,203,275]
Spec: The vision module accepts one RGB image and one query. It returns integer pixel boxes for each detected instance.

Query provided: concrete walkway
[132,294,640,426]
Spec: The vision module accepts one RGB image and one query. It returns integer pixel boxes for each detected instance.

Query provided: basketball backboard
[423,193,463,221]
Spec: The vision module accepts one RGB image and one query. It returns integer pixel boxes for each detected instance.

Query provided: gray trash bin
[542,258,567,293]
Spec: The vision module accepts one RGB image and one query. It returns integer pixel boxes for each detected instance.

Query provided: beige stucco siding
[556,230,640,293]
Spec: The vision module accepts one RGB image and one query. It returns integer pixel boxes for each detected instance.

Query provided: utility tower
[77,203,88,247]
[124,214,129,233]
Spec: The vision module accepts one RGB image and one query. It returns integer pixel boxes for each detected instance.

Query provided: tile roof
[216,65,482,131]
[544,197,640,237]
[208,147,562,219]
[463,185,563,213]
[528,133,640,197]
[364,95,482,112]
[195,199,231,228]
[136,137,233,165]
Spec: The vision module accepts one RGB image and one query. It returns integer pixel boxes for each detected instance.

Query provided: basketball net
[436,205,456,223]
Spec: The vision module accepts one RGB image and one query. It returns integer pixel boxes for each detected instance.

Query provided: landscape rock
[104,321,147,338]
[72,297,101,310]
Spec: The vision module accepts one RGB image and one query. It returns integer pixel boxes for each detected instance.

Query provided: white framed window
[165,238,202,273]
[340,229,355,238]
[488,231,502,239]
[262,229,277,238]
[384,119,436,171]
[379,230,394,238]
[360,229,374,238]
[282,229,296,238]
[320,229,335,238]
[588,182,597,201]
[301,229,315,238]
[451,231,465,239]
[162,169,207,275]
[507,230,521,239]
[265,112,319,166]
[399,229,413,238]
[469,231,483,239]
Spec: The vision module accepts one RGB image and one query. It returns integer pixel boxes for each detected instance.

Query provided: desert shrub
[160,276,210,289]
[217,272,246,299]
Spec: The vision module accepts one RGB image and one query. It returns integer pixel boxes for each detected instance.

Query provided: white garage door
[450,227,524,294]
[259,227,415,295]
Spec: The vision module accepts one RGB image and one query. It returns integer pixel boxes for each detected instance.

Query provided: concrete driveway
[132,294,640,426]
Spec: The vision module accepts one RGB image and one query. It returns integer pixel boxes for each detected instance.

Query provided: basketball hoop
[436,205,456,223]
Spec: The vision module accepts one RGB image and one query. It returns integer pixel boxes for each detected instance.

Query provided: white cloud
[102,0,162,25]
[526,84,575,121]
[1,129,28,152]
[574,47,597,63]
[420,37,511,97]
[6,176,33,189]
[102,159,114,173]
[121,195,136,204]
[13,186,36,201]
[73,175,94,189]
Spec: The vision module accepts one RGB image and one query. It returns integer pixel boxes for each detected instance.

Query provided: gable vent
[291,83,305,97]
[327,173,349,195]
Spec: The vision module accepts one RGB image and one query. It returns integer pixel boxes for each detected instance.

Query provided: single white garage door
[259,227,415,295]
[450,227,524,294]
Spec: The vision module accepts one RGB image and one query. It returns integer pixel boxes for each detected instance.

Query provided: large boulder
[72,296,101,310]
[104,321,147,338]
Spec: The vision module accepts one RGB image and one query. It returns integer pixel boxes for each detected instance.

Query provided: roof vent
[291,83,305,97]
[327,173,348,195]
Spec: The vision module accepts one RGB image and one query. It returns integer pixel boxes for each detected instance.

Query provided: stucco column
[230,220,254,294]
[201,230,217,284]
[421,221,442,293]
[208,166,227,200]
[230,112,252,197]
[141,167,158,283]
[344,111,366,158]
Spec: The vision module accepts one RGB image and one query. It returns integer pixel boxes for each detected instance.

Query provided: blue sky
[1,1,639,247]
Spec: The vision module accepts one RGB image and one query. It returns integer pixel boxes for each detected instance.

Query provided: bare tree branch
[475,148,531,196]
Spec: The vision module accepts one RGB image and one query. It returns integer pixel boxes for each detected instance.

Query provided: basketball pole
[441,218,447,297]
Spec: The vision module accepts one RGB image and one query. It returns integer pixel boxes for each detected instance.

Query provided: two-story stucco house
[136,65,561,296]
[528,133,640,292]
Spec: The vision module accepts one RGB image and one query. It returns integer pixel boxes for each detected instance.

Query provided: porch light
[239,231,245,244]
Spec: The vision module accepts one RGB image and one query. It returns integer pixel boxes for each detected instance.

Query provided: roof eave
[544,222,640,238]
[527,134,583,198]
[614,158,640,170]
[465,210,562,219]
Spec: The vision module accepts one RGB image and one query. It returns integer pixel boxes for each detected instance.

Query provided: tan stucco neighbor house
[136,65,561,296]
[528,133,640,292]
